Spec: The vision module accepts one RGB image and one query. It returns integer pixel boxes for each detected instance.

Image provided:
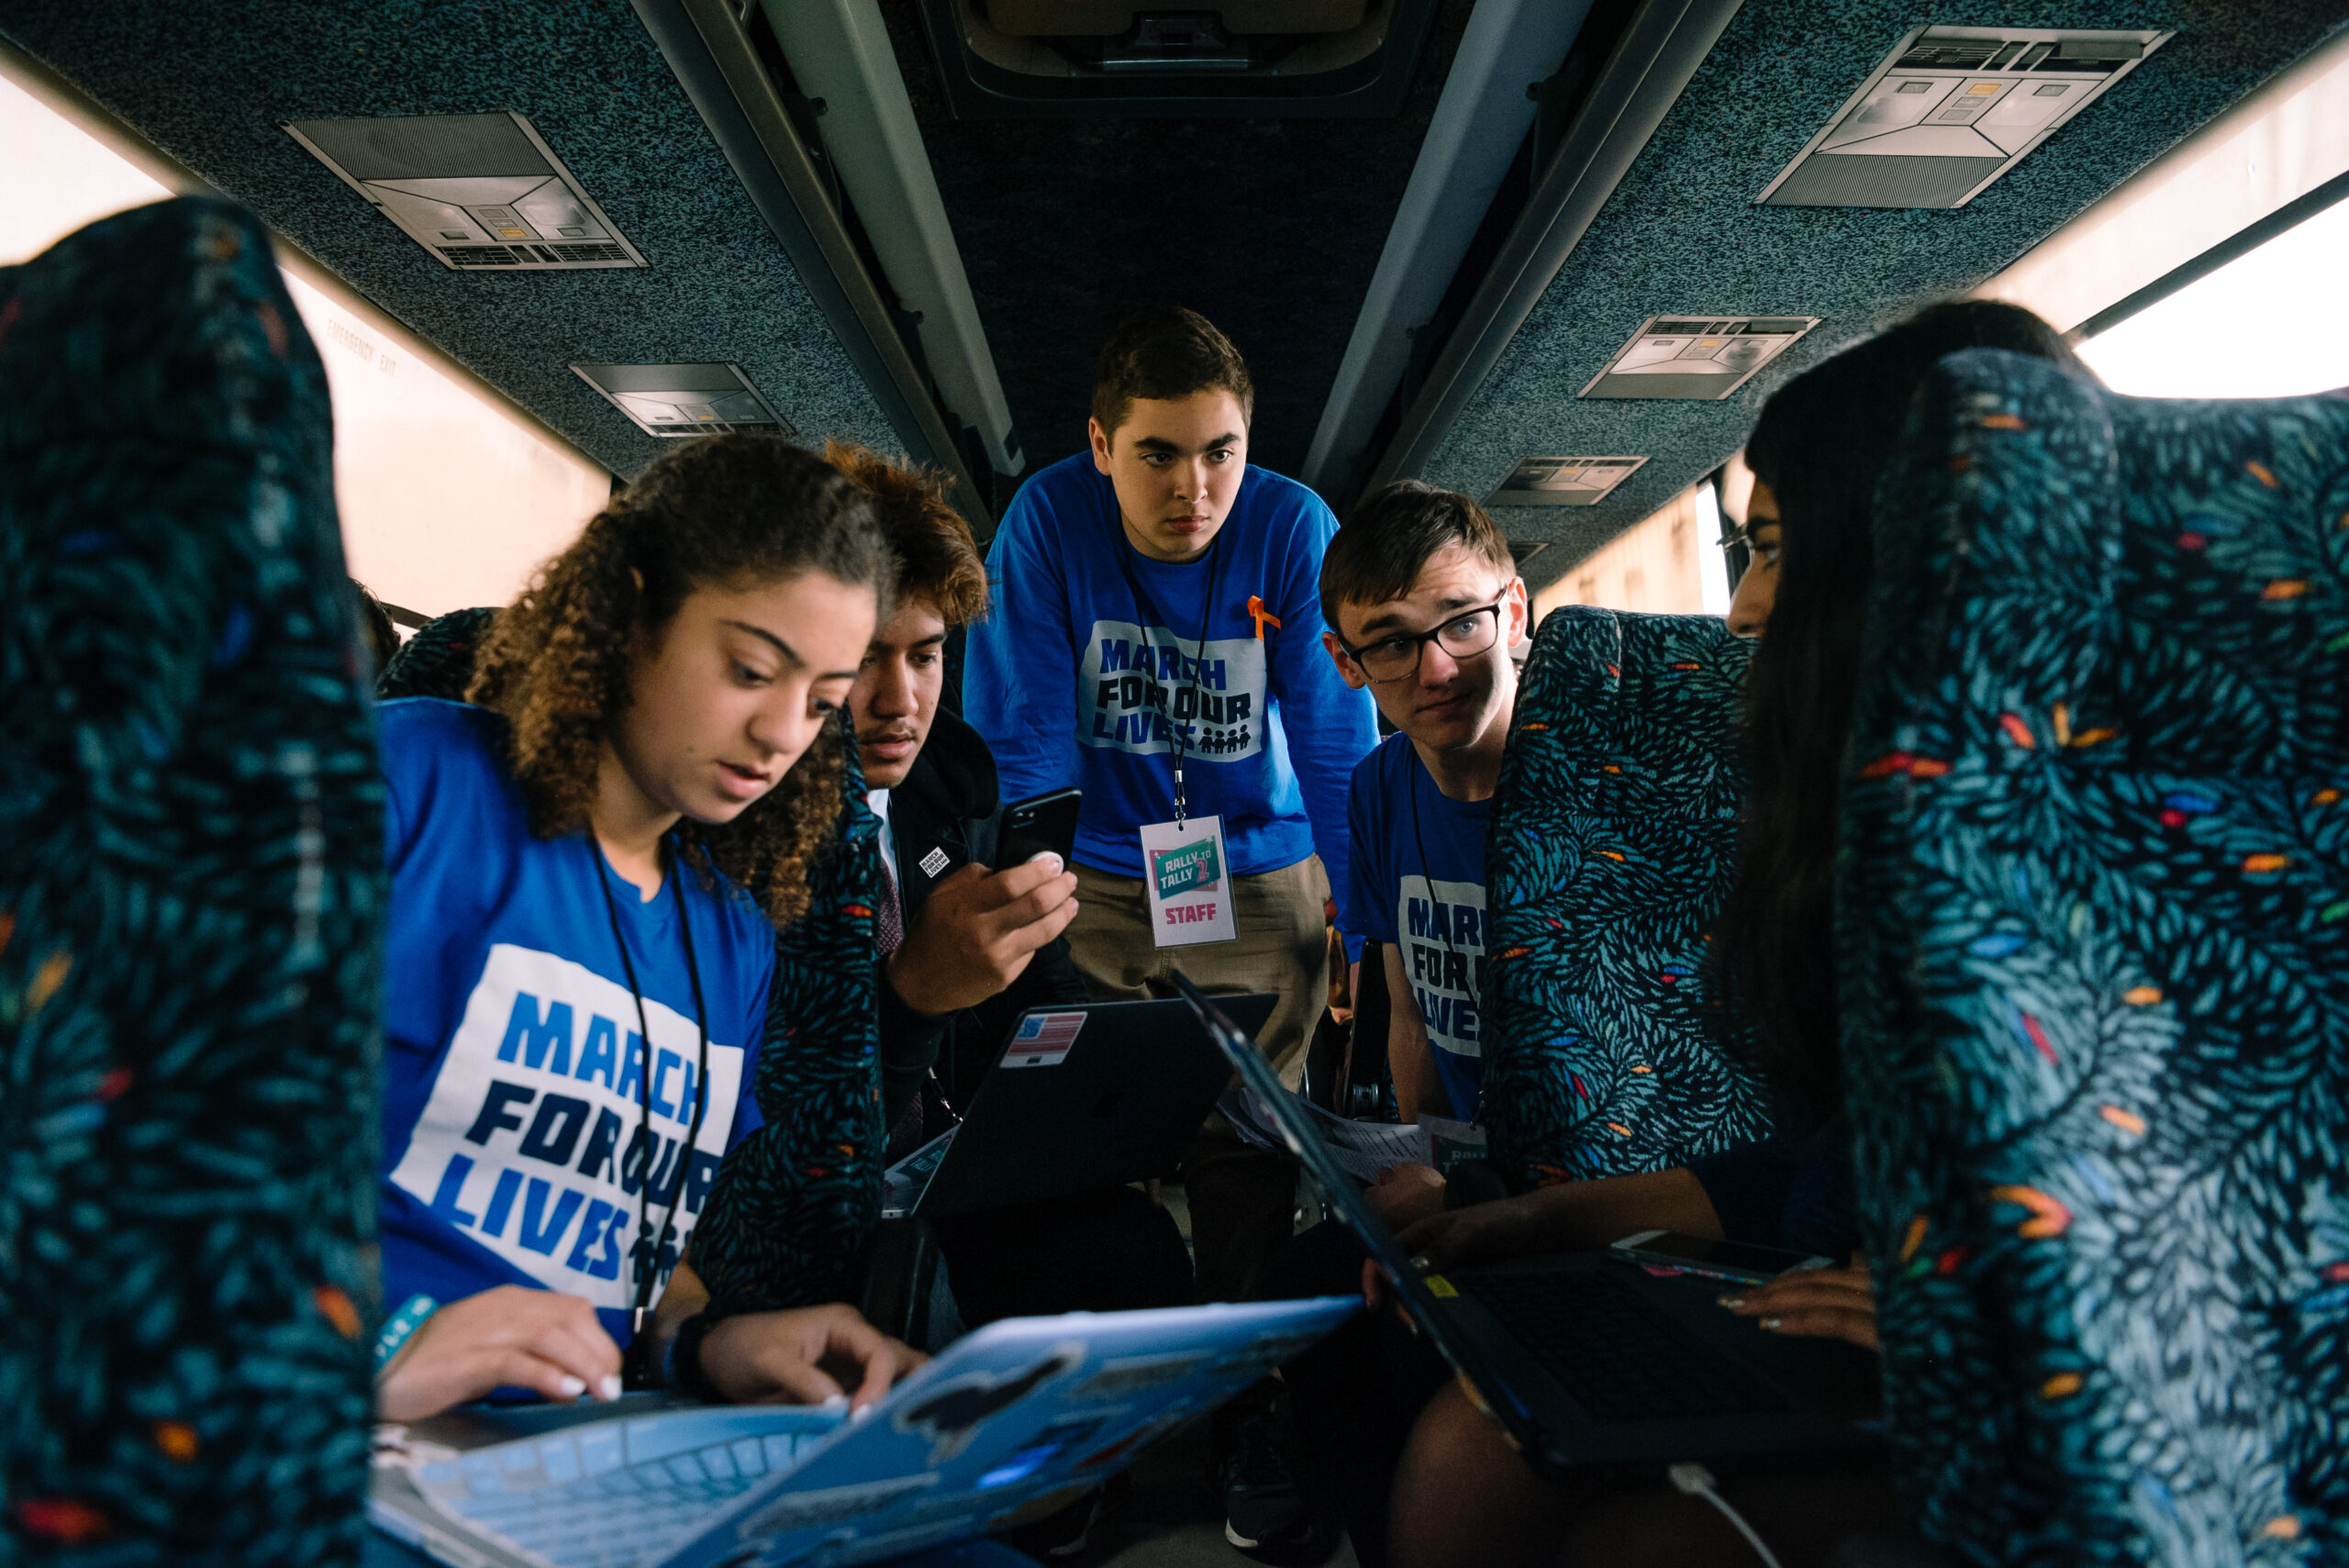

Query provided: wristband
[374,1293,438,1375]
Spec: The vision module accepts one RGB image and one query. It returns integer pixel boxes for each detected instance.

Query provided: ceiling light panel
[284,112,648,272]
[1757,26,2171,210]
[1487,456,1648,507]
[570,364,790,438]
[1580,316,1819,401]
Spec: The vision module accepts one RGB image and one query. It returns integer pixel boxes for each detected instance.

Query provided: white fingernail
[557,1375,587,1398]
[852,1401,876,1422]
[821,1393,850,1411]
[1030,851,1063,872]
[597,1375,624,1402]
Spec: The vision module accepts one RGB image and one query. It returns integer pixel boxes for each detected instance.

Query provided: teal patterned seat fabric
[1841,350,2349,1563]
[679,740,885,1346]
[0,200,383,1561]
[1484,606,1770,1188]
[374,606,495,701]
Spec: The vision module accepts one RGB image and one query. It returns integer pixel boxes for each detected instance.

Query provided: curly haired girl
[371,436,921,1422]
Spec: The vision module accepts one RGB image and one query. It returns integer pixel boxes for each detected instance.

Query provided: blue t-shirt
[1342,734,1488,1121]
[963,453,1378,929]
[377,700,775,1347]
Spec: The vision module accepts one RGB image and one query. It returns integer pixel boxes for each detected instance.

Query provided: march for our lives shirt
[1343,733,1488,1120]
[377,699,775,1347]
[963,452,1378,923]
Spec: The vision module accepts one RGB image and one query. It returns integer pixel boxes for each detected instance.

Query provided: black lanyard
[591,836,712,1365]
[1112,529,1230,827]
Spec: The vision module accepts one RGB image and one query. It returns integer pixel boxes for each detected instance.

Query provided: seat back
[685,741,885,1315]
[0,199,382,1558]
[1842,349,2349,1561]
[1484,606,1771,1186]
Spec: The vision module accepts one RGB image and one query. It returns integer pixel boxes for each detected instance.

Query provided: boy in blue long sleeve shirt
[963,309,1376,1310]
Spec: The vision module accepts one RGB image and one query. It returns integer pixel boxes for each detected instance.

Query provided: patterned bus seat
[1842,349,2349,1563]
[0,198,382,1562]
[1484,606,1771,1188]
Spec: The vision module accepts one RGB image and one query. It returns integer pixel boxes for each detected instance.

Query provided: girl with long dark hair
[1372,303,2090,1568]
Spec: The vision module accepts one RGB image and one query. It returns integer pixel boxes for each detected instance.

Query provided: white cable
[1668,1462,1786,1568]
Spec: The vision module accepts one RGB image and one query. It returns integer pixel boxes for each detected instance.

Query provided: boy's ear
[1322,629,1370,692]
[1088,417,1114,475]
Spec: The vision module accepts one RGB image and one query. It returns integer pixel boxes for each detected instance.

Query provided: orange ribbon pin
[1247,595,1282,639]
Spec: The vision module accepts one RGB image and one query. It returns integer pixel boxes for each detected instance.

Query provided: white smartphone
[1610,1229,1833,1285]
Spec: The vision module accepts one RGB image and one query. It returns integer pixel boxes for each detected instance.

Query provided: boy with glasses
[1321,481,1527,1190]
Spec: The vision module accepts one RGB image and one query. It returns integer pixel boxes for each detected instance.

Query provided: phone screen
[1621,1232,1820,1278]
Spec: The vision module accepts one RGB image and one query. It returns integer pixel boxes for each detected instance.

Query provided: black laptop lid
[917,994,1276,1218]
[1168,973,1552,1457]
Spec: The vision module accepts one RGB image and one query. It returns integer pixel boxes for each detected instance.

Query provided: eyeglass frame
[1332,598,1510,683]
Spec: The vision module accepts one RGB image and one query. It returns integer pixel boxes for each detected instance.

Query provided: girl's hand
[376,1286,623,1422]
[1720,1260,1877,1351]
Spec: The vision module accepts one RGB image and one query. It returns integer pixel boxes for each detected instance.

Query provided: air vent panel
[284,112,649,272]
[1487,457,1647,508]
[571,364,793,439]
[1756,26,2170,210]
[1580,317,1819,401]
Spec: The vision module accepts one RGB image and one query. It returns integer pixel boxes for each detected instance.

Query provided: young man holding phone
[830,443,1192,1339]
[962,308,1379,1303]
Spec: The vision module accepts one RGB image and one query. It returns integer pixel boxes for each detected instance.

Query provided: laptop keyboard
[1461,1266,1793,1421]
[412,1421,836,1568]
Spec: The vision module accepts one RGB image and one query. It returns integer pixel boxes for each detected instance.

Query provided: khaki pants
[1065,856,1331,1303]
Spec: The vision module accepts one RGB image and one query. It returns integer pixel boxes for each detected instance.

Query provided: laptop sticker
[974,1417,1106,1492]
[732,1473,938,1540]
[896,1345,1084,1462]
[1072,1353,1206,1401]
[1002,1010,1086,1068]
[1074,1410,1189,1473]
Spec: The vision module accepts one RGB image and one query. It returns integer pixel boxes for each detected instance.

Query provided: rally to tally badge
[1139,814,1237,948]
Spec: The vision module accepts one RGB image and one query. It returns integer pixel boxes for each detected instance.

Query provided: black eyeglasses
[1337,600,1506,683]
[1725,525,1780,569]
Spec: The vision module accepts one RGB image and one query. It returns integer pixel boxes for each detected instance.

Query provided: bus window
[1530,480,1733,622]
[0,69,609,624]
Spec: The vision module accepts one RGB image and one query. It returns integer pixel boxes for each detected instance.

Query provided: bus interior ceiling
[0,1,2343,592]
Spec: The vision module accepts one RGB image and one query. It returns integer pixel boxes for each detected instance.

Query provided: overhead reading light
[1487,456,1647,508]
[1580,316,1819,401]
[570,364,790,438]
[1756,26,2171,210]
[284,111,648,272]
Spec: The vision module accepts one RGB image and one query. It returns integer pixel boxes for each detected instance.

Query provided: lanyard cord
[1407,758,1459,965]
[592,836,713,1324]
[1114,529,1230,827]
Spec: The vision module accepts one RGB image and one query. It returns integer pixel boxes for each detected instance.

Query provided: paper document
[1219,1087,1427,1184]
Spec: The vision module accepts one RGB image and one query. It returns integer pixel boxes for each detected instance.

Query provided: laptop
[903,995,1277,1219]
[371,1294,1358,1568]
[1169,972,1881,1479]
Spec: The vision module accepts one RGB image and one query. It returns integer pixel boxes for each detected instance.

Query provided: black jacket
[878,710,1091,1119]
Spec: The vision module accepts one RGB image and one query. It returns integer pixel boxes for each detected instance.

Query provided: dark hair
[824,439,988,627]
[1720,300,2091,1110]
[1090,306,1254,439]
[351,579,400,673]
[466,435,893,928]
[1321,480,1515,635]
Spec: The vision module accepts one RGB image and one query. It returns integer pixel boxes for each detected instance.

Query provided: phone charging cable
[1668,1463,1785,1568]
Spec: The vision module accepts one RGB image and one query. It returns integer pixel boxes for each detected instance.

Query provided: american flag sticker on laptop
[1002,1010,1087,1068]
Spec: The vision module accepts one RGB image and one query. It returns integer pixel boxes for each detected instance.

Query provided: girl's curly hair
[466,435,892,928]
